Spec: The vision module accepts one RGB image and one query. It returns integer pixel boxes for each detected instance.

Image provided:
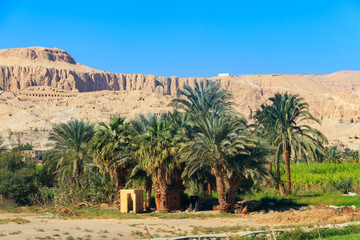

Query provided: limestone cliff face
[0,47,209,94]
[0,64,212,94]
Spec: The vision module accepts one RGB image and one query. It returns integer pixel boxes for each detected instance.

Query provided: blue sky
[1,0,359,77]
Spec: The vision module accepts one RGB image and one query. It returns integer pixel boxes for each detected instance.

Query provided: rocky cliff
[0,47,360,149]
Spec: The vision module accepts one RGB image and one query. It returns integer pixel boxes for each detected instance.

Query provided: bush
[335,178,354,194]
[0,168,37,204]
[0,152,37,204]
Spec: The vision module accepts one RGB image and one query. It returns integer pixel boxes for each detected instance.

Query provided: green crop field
[279,162,360,194]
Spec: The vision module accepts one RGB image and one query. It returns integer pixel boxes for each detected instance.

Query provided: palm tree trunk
[153,181,160,211]
[144,177,152,210]
[212,167,229,213]
[266,161,273,188]
[158,180,169,212]
[276,164,285,197]
[227,184,239,213]
[204,181,212,197]
[284,146,291,195]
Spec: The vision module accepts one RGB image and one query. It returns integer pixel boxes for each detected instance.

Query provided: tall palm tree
[46,120,95,184]
[128,113,157,210]
[182,109,264,212]
[255,92,327,195]
[172,81,268,212]
[91,115,132,208]
[170,80,233,118]
[134,113,184,212]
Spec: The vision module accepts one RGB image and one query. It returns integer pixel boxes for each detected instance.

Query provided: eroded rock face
[0,47,209,93]
[0,47,75,64]
[0,47,360,149]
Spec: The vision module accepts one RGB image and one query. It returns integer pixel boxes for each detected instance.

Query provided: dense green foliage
[0,152,37,204]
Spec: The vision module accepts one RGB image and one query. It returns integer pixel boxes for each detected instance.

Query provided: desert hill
[0,47,359,149]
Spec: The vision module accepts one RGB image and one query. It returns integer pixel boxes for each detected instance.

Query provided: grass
[0,204,242,219]
[242,193,360,209]
[131,230,144,237]
[9,230,21,235]
[0,218,30,224]
[192,225,246,234]
[324,233,360,239]
[261,224,360,240]
[295,195,360,208]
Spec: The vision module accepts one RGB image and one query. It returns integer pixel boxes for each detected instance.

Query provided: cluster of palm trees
[44,81,327,212]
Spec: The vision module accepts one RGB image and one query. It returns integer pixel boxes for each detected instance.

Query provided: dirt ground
[0,206,360,239]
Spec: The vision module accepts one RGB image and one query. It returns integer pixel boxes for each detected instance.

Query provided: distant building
[218,73,230,77]
[21,149,43,158]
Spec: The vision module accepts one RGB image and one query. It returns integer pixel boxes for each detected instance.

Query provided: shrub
[0,168,37,204]
[0,152,37,204]
[335,178,354,194]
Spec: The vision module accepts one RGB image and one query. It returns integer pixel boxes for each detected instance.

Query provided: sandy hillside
[0,47,360,149]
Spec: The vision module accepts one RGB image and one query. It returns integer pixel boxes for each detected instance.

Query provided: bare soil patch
[259,205,360,225]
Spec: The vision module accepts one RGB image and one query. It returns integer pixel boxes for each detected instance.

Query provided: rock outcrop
[0,47,360,149]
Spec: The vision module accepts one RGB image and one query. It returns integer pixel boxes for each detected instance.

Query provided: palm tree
[172,81,268,212]
[134,113,184,212]
[255,92,327,195]
[324,145,342,163]
[128,113,158,210]
[91,115,132,208]
[182,109,265,212]
[46,120,95,184]
[170,80,233,118]
[349,149,360,163]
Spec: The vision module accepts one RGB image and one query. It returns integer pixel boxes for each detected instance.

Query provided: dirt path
[0,212,275,239]
[1,207,360,239]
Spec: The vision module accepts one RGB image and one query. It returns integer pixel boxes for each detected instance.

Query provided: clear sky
[1,0,359,78]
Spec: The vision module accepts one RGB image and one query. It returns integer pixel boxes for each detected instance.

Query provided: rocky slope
[0,47,360,149]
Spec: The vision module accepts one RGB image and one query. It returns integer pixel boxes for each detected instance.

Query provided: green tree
[0,152,37,204]
[134,114,184,212]
[91,115,132,208]
[128,114,157,210]
[46,120,95,184]
[182,109,266,212]
[255,92,327,195]
[172,80,268,212]
[349,149,359,163]
[170,80,233,118]
[324,145,342,163]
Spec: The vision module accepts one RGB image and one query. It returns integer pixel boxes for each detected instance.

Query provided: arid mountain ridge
[0,47,360,149]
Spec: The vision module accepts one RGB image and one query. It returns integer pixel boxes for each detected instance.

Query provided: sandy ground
[0,211,276,240]
[1,206,360,239]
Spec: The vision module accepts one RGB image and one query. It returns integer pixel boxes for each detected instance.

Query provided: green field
[279,162,360,194]
[324,234,360,240]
